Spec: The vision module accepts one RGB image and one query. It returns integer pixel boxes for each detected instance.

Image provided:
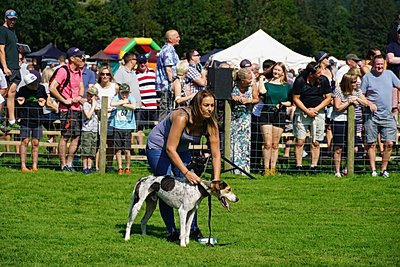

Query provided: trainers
[309,166,318,174]
[295,165,303,172]
[335,172,342,177]
[62,165,76,172]
[9,122,20,130]
[117,168,124,175]
[190,228,203,240]
[371,170,378,177]
[166,231,179,242]
[124,168,131,174]
[83,168,91,175]
[380,170,389,178]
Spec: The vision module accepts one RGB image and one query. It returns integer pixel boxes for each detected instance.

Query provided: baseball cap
[5,9,18,19]
[137,54,147,64]
[66,47,85,58]
[87,85,98,96]
[24,73,37,85]
[119,83,130,93]
[346,53,361,61]
[239,59,252,68]
[315,51,329,62]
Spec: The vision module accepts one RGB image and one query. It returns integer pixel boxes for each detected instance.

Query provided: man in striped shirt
[135,54,158,154]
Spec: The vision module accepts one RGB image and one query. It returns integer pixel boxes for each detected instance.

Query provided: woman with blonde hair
[172,60,193,107]
[94,65,119,171]
[230,67,259,174]
[258,62,292,175]
[41,66,59,150]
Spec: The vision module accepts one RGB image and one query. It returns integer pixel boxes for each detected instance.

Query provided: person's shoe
[380,170,389,178]
[341,167,348,176]
[335,172,342,178]
[190,228,203,240]
[309,166,318,174]
[124,168,131,174]
[9,122,20,130]
[371,170,378,177]
[31,167,38,172]
[83,168,91,175]
[117,168,124,175]
[295,165,303,172]
[166,231,179,242]
[63,165,76,172]
[21,167,32,173]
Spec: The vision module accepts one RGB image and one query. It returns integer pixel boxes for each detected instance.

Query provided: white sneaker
[371,170,378,177]
[380,170,389,178]
[335,172,341,177]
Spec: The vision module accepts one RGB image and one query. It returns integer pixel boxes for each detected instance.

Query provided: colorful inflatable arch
[104,37,161,69]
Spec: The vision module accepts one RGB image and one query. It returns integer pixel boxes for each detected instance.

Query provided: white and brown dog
[124,175,239,247]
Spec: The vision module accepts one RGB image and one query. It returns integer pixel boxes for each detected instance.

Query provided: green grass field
[1,167,399,266]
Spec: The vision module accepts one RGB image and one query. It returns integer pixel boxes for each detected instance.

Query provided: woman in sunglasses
[94,65,119,171]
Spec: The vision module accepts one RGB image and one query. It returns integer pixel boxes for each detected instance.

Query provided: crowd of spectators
[1,8,400,178]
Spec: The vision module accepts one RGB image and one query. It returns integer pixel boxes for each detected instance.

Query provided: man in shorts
[0,9,21,130]
[361,55,400,177]
[292,62,332,172]
[49,47,85,171]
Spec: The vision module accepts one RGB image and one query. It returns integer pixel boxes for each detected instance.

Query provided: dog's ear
[211,180,226,191]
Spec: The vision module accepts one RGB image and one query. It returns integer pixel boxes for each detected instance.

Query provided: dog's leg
[185,208,197,245]
[125,196,148,241]
[140,194,158,235]
[178,206,189,247]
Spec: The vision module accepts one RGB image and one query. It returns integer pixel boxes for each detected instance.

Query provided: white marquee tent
[209,29,313,72]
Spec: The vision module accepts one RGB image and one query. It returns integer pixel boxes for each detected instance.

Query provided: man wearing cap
[361,55,400,178]
[16,73,47,172]
[336,53,361,84]
[114,52,141,107]
[156,29,180,121]
[386,24,400,78]
[292,61,332,172]
[0,9,21,130]
[50,47,85,172]
[135,54,158,154]
[185,49,207,94]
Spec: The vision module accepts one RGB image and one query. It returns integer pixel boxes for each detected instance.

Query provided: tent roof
[210,29,312,71]
[89,50,117,61]
[27,43,66,59]
[200,48,223,64]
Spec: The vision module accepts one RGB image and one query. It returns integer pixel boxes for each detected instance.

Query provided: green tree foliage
[3,0,400,59]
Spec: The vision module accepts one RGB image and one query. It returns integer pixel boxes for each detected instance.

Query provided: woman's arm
[258,75,267,95]
[208,127,221,181]
[166,109,201,184]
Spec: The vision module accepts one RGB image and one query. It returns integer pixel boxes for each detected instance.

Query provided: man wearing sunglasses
[185,49,207,94]
[50,47,85,172]
[0,9,21,131]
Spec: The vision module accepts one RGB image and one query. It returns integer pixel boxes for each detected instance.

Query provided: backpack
[49,65,70,95]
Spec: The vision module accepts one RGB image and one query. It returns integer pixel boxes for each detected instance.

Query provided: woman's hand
[185,171,201,185]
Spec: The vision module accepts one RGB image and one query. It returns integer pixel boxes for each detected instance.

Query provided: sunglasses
[193,54,201,57]
[351,80,358,84]
[101,73,111,76]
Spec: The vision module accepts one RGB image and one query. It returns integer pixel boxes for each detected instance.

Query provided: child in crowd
[81,85,99,174]
[110,83,136,174]
[16,73,47,172]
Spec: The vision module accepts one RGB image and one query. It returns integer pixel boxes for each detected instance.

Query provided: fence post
[224,100,231,170]
[98,96,108,174]
[347,104,355,176]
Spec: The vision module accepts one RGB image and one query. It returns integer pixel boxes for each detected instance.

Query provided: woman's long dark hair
[189,90,218,136]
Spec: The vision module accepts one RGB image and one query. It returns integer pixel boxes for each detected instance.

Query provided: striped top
[136,67,158,110]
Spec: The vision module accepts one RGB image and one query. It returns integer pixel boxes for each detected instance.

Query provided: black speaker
[207,68,233,100]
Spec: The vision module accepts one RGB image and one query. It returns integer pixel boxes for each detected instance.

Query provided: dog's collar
[198,181,211,197]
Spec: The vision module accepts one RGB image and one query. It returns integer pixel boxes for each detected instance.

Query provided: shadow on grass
[115,223,167,240]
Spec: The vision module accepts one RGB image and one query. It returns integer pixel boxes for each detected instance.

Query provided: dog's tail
[127,178,145,217]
